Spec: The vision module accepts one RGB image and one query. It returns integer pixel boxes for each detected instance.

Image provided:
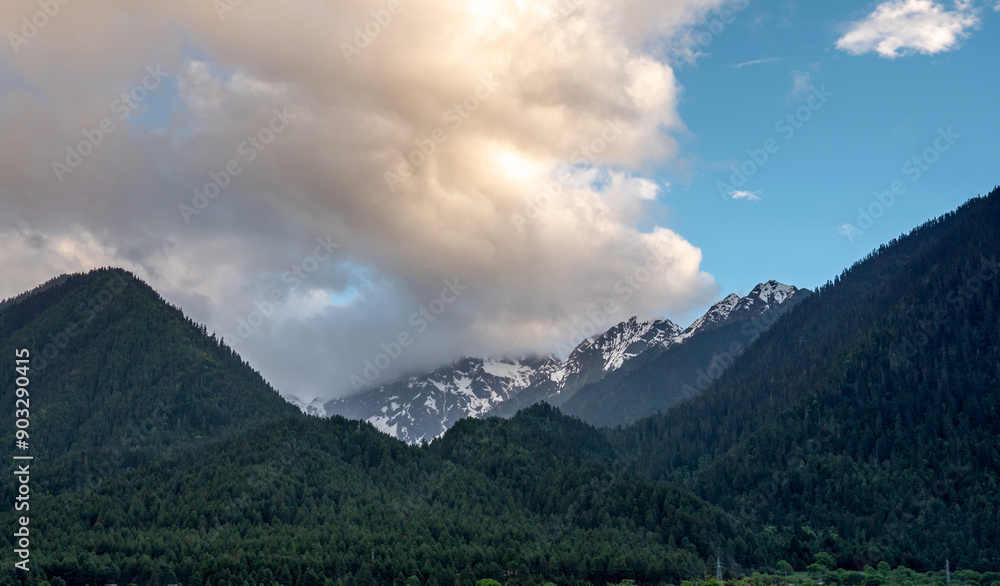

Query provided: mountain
[0,271,754,584]
[0,268,299,492]
[323,356,559,443]
[677,280,800,340]
[554,280,810,427]
[493,280,807,425]
[489,317,685,418]
[612,186,1000,570]
[328,282,806,443]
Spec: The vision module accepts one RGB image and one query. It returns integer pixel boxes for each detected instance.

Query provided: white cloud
[0,0,729,399]
[836,0,980,58]
[837,223,862,238]
[731,190,761,201]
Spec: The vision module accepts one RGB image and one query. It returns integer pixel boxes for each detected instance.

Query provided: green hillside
[612,187,1000,570]
[0,272,753,585]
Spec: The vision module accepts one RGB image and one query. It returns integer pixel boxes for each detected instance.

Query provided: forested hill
[611,187,1000,570]
[0,405,756,584]
[0,268,300,492]
[0,269,762,585]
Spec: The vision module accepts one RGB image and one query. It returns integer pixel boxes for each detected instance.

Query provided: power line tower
[946,560,951,585]
[717,557,723,586]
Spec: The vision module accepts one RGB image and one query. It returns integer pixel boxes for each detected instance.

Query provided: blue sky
[655,1,1000,301]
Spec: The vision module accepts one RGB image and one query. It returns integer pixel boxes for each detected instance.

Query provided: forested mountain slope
[612,187,1000,570]
[0,272,757,585]
[0,269,299,493]
[560,282,808,427]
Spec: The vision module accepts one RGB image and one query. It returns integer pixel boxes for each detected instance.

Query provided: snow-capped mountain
[285,396,328,417]
[493,280,805,420]
[679,280,799,340]
[325,280,806,443]
[491,317,683,417]
[323,356,560,444]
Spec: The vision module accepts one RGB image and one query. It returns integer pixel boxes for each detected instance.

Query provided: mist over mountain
[324,281,809,442]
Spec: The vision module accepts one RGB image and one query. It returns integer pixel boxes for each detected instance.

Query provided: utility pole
[717,557,723,586]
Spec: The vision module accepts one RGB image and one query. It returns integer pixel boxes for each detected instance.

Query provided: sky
[0,0,997,403]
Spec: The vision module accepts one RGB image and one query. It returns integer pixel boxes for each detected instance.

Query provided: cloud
[0,0,729,400]
[837,223,864,241]
[730,190,761,201]
[732,57,783,68]
[788,63,822,100]
[791,70,813,98]
[835,0,980,58]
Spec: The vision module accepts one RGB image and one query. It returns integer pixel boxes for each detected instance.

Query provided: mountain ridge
[324,279,808,442]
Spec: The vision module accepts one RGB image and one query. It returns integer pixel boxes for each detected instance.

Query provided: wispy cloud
[836,0,980,59]
[732,57,783,68]
[791,70,813,98]
[731,190,761,201]
[788,64,821,101]
[837,223,859,236]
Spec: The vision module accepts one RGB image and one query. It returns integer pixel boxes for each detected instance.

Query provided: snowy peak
[324,355,559,444]
[680,294,741,339]
[750,280,796,305]
[582,316,682,372]
[492,317,684,419]
[681,280,803,339]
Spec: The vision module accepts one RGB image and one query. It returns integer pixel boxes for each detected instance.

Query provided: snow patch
[550,368,567,384]
[482,359,536,388]
[367,415,398,437]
